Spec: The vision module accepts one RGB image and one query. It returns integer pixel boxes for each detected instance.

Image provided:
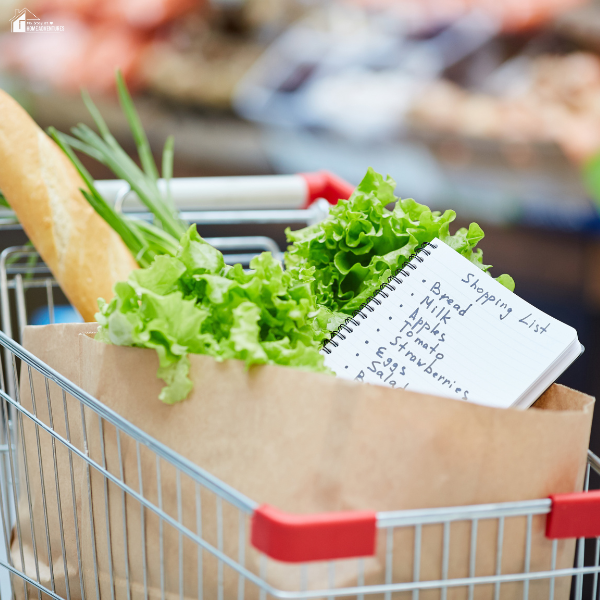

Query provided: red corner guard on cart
[300,171,355,207]
[251,505,377,563]
[547,490,600,539]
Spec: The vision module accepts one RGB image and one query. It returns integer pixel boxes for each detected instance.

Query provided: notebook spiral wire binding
[322,241,438,354]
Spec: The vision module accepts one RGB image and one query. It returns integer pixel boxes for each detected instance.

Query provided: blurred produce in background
[0,0,302,97]
[411,52,600,163]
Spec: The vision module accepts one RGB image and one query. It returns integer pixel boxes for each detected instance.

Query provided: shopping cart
[0,175,599,600]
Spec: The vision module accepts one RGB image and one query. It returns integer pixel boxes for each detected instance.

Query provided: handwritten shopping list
[322,239,577,408]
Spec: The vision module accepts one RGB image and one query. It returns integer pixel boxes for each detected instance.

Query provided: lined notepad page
[322,239,579,409]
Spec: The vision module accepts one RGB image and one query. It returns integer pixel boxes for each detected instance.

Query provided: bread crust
[0,89,138,322]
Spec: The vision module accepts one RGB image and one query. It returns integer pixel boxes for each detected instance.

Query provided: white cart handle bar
[95,171,355,212]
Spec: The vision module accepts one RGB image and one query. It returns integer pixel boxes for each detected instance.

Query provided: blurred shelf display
[3,0,600,234]
[261,126,600,231]
[0,0,304,95]
[343,0,588,32]
[409,52,600,164]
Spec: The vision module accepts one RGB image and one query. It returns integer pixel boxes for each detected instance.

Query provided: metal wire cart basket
[0,175,600,600]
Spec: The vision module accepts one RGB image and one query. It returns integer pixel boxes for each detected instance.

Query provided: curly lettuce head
[285,168,514,316]
[96,225,329,404]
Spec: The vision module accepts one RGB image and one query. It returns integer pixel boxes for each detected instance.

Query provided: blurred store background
[2,0,600,439]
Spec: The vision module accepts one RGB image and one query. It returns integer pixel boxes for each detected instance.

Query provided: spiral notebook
[322,238,583,409]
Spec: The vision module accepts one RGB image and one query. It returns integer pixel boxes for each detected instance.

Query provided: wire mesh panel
[0,330,261,600]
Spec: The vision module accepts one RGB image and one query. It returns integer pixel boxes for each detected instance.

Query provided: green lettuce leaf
[97,225,330,403]
[285,167,514,321]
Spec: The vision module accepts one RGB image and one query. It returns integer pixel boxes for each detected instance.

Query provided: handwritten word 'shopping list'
[322,239,577,409]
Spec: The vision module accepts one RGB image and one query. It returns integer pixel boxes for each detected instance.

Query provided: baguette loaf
[0,89,138,322]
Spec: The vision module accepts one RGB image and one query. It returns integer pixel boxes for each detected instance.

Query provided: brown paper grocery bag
[12,323,595,600]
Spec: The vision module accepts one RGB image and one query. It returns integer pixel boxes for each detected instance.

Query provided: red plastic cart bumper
[251,504,377,563]
[547,490,600,539]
